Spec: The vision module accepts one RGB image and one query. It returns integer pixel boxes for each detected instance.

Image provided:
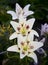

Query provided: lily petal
[28,52,38,63]
[20,50,27,59]
[7,11,17,20]
[30,41,43,51]
[16,3,22,15]
[26,18,35,29]
[28,30,39,41]
[27,33,34,41]
[9,32,17,40]
[23,4,30,12]
[40,38,45,43]
[24,11,34,18]
[18,34,27,46]
[31,30,39,37]
[19,14,26,24]
[10,21,19,32]
[7,45,19,52]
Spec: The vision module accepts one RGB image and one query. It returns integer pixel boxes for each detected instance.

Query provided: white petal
[7,11,17,20]
[23,4,30,12]
[9,32,17,40]
[7,45,19,52]
[28,30,39,41]
[18,34,27,46]
[30,41,43,51]
[24,11,34,18]
[28,52,38,63]
[19,14,26,24]
[27,33,34,41]
[10,21,19,32]
[16,3,22,15]
[40,38,45,43]
[31,30,39,37]
[26,18,35,29]
[20,50,27,59]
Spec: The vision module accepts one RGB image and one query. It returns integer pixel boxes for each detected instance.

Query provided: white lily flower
[9,17,39,40]
[7,3,34,20]
[7,35,43,63]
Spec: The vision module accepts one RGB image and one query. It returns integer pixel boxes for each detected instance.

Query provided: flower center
[17,24,30,35]
[23,45,28,51]
[20,26,27,36]
[20,41,34,55]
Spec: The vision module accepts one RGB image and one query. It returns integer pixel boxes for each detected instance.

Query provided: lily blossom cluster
[7,3,44,64]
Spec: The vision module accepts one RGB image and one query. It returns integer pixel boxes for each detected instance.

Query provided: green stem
[6,52,18,59]
[26,57,29,65]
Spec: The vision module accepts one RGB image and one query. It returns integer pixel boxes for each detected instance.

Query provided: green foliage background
[0,0,48,65]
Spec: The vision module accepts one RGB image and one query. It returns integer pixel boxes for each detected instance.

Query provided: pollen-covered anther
[30,46,34,49]
[17,27,20,31]
[21,24,24,27]
[21,42,24,46]
[28,51,31,54]
[27,41,30,44]
[18,47,20,50]
[26,25,29,29]
[28,31,30,34]
[22,51,25,54]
